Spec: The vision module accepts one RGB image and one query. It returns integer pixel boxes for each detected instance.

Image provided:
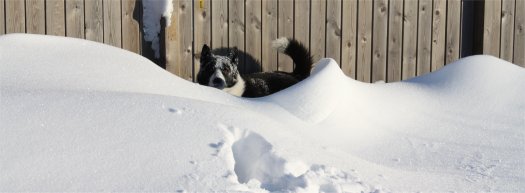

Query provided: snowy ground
[1,34,524,192]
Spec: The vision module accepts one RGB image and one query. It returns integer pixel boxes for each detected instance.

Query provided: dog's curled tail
[272,37,313,80]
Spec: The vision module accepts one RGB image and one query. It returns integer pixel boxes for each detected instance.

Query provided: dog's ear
[200,44,212,62]
[228,47,239,64]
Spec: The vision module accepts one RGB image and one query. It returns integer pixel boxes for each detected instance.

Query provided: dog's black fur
[197,38,313,98]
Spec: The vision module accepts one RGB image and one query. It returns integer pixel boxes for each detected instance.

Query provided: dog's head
[197,44,240,90]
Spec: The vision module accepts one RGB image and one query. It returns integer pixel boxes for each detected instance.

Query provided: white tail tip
[272,37,290,53]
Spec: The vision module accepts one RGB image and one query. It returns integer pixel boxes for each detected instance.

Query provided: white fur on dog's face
[197,44,244,96]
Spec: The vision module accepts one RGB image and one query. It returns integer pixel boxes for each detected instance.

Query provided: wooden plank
[372,0,388,82]
[357,0,373,82]
[0,0,4,34]
[310,0,326,64]
[402,0,418,79]
[103,0,122,47]
[46,0,65,36]
[326,0,342,65]
[211,0,228,48]
[417,0,432,76]
[277,0,294,72]
[515,0,525,67]
[245,0,262,73]
[387,0,403,82]
[341,0,357,78]
[262,0,278,72]
[85,0,103,43]
[294,0,310,53]
[5,0,25,33]
[229,0,245,72]
[431,0,446,71]
[482,0,501,56]
[500,0,515,62]
[166,0,193,80]
[66,0,85,38]
[193,0,211,75]
[122,0,141,53]
[445,0,461,64]
[25,0,46,34]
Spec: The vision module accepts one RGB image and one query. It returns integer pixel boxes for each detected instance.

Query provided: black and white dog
[197,37,313,98]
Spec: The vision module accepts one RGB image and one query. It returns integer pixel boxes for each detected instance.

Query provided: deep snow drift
[1,34,524,192]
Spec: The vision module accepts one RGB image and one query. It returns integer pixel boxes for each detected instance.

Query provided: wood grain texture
[294,0,310,51]
[262,0,278,71]
[167,0,194,80]
[245,0,262,72]
[85,0,104,43]
[310,0,326,64]
[417,0,432,75]
[103,0,122,47]
[229,0,246,72]
[277,0,294,72]
[0,0,4,34]
[372,0,388,82]
[66,0,85,38]
[357,0,373,82]
[46,0,65,36]
[194,0,211,75]
[387,0,403,82]
[211,0,228,48]
[326,0,341,65]
[483,0,501,57]
[514,0,525,67]
[122,0,141,54]
[402,0,417,79]
[500,0,515,62]
[341,0,357,78]
[5,0,25,33]
[445,0,461,64]
[25,0,45,34]
[431,0,446,71]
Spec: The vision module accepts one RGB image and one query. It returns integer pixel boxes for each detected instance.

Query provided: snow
[1,34,524,192]
[142,0,173,58]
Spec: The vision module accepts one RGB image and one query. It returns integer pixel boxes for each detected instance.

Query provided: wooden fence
[1,0,524,83]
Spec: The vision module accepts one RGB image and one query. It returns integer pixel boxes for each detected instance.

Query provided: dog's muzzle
[209,70,227,89]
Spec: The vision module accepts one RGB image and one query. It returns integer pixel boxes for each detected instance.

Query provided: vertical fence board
[294,0,310,53]
[372,0,388,82]
[229,0,245,72]
[388,0,403,82]
[0,0,4,34]
[26,0,45,34]
[262,0,278,71]
[341,0,357,78]
[500,0,515,62]
[445,0,461,64]
[66,0,85,38]
[310,0,326,63]
[278,0,294,72]
[46,0,65,36]
[357,0,373,82]
[85,0,103,42]
[194,0,211,75]
[5,0,25,33]
[103,0,122,47]
[326,0,341,65]
[167,0,193,80]
[515,0,525,67]
[417,0,432,75]
[483,0,501,56]
[431,0,446,70]
[403,0,418,79]
[122,0,141,53]
[245,0,262,72]
[211,0,228,48]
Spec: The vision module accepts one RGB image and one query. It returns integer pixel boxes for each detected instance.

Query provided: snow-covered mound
[1,34,524,192]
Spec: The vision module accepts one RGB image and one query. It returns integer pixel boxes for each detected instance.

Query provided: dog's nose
[213,78,223,84]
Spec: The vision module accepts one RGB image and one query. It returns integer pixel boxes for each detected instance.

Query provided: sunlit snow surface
[1,34,524,192]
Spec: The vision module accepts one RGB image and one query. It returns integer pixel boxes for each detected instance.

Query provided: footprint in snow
[168,108,183,115]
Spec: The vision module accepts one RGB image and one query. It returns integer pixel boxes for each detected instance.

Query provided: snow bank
[143,0,173,58]
[1,34,524,192]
